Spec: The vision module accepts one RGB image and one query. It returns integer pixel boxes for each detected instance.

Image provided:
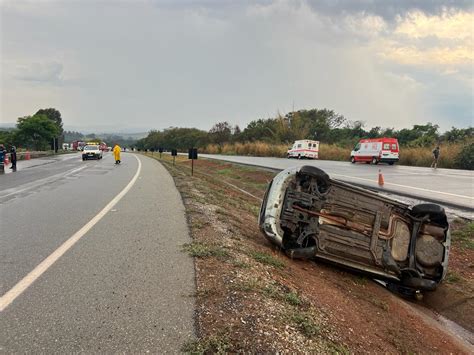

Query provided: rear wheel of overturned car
[371,157,378,165]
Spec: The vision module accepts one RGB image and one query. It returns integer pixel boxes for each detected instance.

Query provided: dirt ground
[146,153,473,354]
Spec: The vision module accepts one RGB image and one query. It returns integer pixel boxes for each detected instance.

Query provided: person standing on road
[431,145,440,168]
[0,144,5,173]
[10,145,17,170]
[113,144,121,164]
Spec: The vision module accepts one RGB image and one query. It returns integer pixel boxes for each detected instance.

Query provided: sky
[1,0,473,133]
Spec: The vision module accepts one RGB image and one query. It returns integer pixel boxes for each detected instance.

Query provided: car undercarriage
[259,166,450,292]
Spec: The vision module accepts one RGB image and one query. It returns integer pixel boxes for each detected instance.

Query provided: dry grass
[399,144,463,168]
[204,142,288,157]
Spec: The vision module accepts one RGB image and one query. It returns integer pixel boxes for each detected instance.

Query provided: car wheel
[371,157,378,165]
[350,156,356,164]
[298,165,330,193]
[388,162,394,165]
[411,203,447,223]
[297,154,301,159]
[287,154,291,159]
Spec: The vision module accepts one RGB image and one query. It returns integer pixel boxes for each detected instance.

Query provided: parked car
[351,138,399,165]
[287,140,319,159]
[259,166,450,294]
[82,145,103,160]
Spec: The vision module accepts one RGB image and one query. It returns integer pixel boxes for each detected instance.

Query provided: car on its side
[259,166,450,294]
[82,145,103,160]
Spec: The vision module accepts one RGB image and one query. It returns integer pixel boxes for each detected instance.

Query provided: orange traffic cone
[25,151,31,160]
[4,155,9,165]
[378,169,384,186]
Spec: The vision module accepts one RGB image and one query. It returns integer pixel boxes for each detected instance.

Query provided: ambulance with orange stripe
[350,138,399,165]
[287,140,319,159]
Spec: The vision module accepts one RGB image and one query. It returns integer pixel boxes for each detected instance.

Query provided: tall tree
[35,108,63,134]
[209,121,232,146]
[15,114,60,150]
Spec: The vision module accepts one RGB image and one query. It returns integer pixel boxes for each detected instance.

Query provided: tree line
[0,108,64,151]
[136,108,473,151]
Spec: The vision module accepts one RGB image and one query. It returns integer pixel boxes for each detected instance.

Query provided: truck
[287,140,319,159]
[350,138,399,165]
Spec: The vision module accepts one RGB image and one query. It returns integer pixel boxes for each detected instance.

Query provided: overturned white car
[259,166,450,293]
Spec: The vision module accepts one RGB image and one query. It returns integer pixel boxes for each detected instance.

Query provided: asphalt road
[0,153,195,352]
[200,154,474,213]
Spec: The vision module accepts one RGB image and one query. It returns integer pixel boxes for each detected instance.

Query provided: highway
[0,153,195,352]
[200,154,474,214]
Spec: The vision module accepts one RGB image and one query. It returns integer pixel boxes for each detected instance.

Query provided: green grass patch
[182,334,231,354]
[284,291,302,306]
[250,251,285,269]
[291,312,320,338]
[182,242,229,259]
[230,278,260,292]
[326,341,350,355]
[452,222,474,250]
[445,271,462,284]
[232,260,250,269]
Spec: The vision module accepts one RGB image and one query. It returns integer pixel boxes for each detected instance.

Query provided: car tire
[287,154,291,159]
[371,157,378,165]
[411,203,447,223]
[298,165,330,193]
[388,162,394,165]
[350,156,356,164]
[297,154,301,159]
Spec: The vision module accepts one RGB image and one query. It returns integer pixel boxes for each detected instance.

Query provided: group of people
[0,145,17,172]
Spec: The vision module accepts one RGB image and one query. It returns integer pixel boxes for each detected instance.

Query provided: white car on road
[82,145,103,160]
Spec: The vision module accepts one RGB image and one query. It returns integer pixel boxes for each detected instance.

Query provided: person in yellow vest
[113,144,121,164]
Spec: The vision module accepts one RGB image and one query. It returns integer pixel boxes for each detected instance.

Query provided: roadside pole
[188,148,198,176]
[171,149,177,166]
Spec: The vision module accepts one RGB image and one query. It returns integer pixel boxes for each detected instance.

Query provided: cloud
[0,0,472,131]
[12,62,64,83]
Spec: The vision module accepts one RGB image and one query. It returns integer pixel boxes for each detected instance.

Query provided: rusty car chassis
[259,166,450,293]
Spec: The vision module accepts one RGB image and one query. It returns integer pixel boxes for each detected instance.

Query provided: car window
[392,143,397,150]
[354,143,360,151]
[383,143,390,150]
[297,144,301,148]
[84,146,98,150]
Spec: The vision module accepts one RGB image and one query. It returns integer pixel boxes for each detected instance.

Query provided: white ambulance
[350,138,399,165]
[287,140,320,159]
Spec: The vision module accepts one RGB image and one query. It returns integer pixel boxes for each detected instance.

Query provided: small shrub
[291,312,320,338]
[454,142,474,170]
[284,291,302,306]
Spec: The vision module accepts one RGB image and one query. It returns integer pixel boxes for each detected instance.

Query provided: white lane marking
[0,155,142,312]
[0,165,88,199]
[332,173,474,200]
